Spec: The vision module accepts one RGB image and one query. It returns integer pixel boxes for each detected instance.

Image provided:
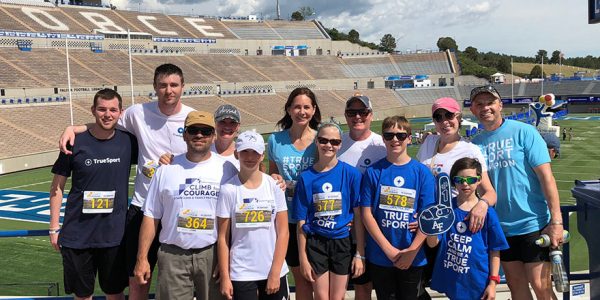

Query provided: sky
[108,0,600,58]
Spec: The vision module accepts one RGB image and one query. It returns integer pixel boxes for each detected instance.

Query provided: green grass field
[0,116,598,296]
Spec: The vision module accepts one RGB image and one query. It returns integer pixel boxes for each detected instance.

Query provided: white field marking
[3,180,53,190]
[16,236,48,244]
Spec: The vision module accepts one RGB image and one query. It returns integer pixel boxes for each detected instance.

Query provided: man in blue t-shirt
[469,85,564,300]
[49,89,137,299]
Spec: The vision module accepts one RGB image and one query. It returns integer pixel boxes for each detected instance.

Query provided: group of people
[49,63,565,300]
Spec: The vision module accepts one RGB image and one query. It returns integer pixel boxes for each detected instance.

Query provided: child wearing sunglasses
[293,122,365,300]
[360,116,435,300]
[426,157,508,300]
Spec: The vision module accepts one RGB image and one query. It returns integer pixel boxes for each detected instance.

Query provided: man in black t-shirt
[49,89,137,300]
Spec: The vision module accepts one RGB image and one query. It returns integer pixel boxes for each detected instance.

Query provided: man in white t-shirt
[135,111,237,299]
[337,94,386,300]
[60,64,195,299]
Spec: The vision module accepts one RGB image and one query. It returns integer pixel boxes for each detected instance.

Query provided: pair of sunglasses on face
[433,111,457,123]
[185,126,214,136]
[382,132,409,141]
[452,176,481,185]
[317,137,342,146]
[344,109,370,118]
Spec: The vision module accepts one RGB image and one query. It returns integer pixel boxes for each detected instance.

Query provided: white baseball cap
[235,130,265,154]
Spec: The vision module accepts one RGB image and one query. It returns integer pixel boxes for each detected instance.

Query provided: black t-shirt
[52,129,138,249]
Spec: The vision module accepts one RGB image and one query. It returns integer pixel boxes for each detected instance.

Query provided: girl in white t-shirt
[216,131,290,300]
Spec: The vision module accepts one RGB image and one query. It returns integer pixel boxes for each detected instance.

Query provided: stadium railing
[0,205,588,299]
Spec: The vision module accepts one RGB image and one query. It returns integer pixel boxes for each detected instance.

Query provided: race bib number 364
[177,209,214,233]
[83,191,115,214]
[379,186,416,213]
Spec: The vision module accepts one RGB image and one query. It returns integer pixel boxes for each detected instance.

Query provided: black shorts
[125,204,161,277]
[285,223,300,267]
[501,229,550,263]
[349,242,371,285]
[369,263,423,300]
[306,235,352,275]
[61,246,127,297]
[232,276,289,300]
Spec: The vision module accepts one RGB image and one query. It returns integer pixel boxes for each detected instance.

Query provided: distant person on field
[49,89,137,300]
[568,127,573,141]
[469,85,564,300]
[562,128,566,141]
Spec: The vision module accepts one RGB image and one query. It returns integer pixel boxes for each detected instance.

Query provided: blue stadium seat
[47,97,52,102]
[9,99,14,104]
[26,98,30,103]
[62,96,66,101]
[17,99,22,104]
[40,98,45,102]
[1,99,5,104]
[205,90,208,95]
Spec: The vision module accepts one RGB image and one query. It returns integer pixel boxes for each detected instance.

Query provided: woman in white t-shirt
[417,97,497,231]
[217,131,290,300]
[416,97,498,299]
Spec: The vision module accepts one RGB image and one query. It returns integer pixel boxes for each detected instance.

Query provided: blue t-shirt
[430,199,509,300]
[292,161,362,239]
[360,158,435,267]
[51,129,137,249]
[472,119,551,236]
[267,129,317,223]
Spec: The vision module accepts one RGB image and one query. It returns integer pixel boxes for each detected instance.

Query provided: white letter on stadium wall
[184,18,224,37]
[22,7,69,31]
[80,12,126,33]
[138,16,177,35]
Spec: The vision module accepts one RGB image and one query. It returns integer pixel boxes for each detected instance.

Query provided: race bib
[177,208,214,233]
[235,199,273,228]
[141,160,159,179]
[83,191,115,214]
[312,192,342,217]
[379,186,416,213]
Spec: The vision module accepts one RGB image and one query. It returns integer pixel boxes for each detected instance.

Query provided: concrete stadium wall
[0,150,58,175]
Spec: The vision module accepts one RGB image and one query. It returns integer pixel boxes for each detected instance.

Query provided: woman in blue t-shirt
[426,157,508,300]
[267,87,321,299]
[293,122,365,300]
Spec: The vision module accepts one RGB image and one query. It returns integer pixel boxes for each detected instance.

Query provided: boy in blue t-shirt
[360,116,435,300]
[293,122,365,300]
[427,157,508,300]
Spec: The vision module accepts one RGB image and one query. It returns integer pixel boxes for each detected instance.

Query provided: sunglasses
[452,176,481,185]
[317,137,342,146]
[433,111,457,123]
[382,132,409,141]
[345,109,370,118]
[185,126,214,136]
[470,85,500,100]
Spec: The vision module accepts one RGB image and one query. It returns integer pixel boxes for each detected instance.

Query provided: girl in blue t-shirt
[427,157,508,300]
[293,122,365,300]
[267,87,321,299]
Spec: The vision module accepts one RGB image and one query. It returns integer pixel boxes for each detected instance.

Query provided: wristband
[354,254,366,260]
[49,229,60,235]
[489,275,501,284]
[550,220,563,225]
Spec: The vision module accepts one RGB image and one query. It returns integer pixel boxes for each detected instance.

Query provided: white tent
[424,119,479,132]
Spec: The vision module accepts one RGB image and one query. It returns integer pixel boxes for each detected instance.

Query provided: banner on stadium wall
[567,96,600,103]
[0,30,103,40]
[153,37,216,43]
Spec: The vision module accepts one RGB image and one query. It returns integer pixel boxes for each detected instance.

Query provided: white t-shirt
[216,174,289,281]
[417,135,488,196]
[210,143,240,170]
[338,132,387,174]
[143,153,238,250]
[119,102,195,207]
